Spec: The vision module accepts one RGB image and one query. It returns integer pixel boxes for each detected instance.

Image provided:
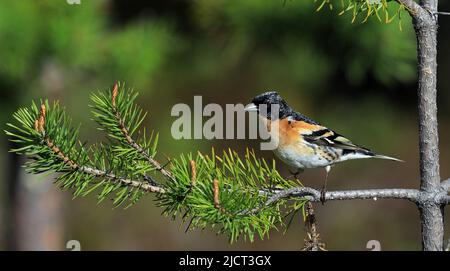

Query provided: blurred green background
[0,0,449,250]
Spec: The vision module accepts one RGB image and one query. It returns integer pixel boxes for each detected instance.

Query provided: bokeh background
[0,0,449,251]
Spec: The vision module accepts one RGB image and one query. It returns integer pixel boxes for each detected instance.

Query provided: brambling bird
[244,91,402,203]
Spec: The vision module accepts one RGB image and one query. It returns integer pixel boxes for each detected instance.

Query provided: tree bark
[413,0,444,251]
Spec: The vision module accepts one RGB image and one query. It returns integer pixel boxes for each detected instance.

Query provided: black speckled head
[245,91,291,119]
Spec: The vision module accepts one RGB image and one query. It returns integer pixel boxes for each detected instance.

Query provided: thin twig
[441,196,450,205]
[37,103,164,194]
[111,83,175,181]
[302,202,326,251]
[79,165,165,193]
[441,178,450,192]
[45,137,164,193]
[247,183,449,216]
[262,187,420,204]
[396,0,424,17]
[244,187,424,216]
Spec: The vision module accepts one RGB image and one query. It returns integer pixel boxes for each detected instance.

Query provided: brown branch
[78,165,165,194]
[46,139,78,169]
[45,137,165,194]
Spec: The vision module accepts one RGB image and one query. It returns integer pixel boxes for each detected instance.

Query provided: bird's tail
[373,154,404,162]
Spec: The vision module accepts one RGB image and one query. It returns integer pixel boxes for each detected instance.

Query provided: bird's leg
[320,165,331,204]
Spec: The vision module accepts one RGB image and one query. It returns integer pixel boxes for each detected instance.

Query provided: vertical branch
[302,202,326,251]
[415,0,440,193]
[413,0,444,250]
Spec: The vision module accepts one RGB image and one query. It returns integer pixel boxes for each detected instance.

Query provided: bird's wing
[301,126,373,154]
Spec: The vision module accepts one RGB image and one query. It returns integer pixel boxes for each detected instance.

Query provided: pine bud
[40,103,46,118]
[38,104,46,132]
[213,179,220,208]
[34,119,40,132]
[112,82,118,107]
[190,160,196,186]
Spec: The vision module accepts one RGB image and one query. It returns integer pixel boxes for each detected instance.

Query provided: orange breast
[283,118,322,139]
[263,117,324,149]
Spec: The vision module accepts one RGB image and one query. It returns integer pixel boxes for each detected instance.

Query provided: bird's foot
[288,169,303,180]
[289,170,299,180]
[320,186,327,205]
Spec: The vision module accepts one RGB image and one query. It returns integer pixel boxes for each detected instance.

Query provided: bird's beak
[244,103,258,112]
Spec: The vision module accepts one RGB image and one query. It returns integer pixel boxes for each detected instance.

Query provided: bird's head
[244,91,291,119]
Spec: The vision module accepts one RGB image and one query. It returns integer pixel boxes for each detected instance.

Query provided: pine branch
[109,83,175,181]
[91,83,166,185]
[6,83,447,243]
[158,149,302,242]
[6,99,164,207]
[6,87,303,242]
[37,111,164,193]
[45,136,163,193]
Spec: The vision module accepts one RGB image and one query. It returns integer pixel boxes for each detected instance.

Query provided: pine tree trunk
[413,0,444,251]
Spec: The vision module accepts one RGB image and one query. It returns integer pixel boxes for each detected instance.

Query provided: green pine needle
[314,0,407,26]
[5,83,308,243]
